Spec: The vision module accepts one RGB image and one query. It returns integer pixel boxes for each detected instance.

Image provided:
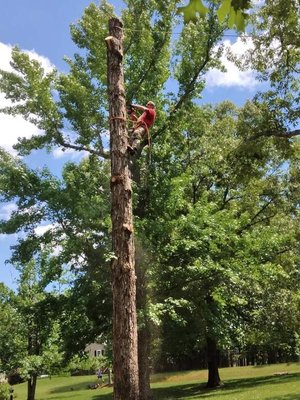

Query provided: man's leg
[127,126,145,154]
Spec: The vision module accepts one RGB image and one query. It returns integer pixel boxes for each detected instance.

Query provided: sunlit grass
[13,363,300,400]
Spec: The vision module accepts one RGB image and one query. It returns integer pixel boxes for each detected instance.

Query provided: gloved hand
[127,104,135,114]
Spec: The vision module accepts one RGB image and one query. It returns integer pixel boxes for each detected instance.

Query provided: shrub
[68,355,109,376]
[7,371,24,385]
[0,382,11,400]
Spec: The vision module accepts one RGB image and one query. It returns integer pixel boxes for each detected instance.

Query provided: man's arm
[132,104,147,112]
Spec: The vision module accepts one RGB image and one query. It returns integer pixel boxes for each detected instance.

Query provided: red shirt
[138,108,156,129]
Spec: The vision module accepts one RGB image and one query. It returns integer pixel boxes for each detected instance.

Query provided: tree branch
[237,199,275,234]
[57,138,110,158]
[55,131,110,159]
[250,129,300,141]
[152,17,224,140]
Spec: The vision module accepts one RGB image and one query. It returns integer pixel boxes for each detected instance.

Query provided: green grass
[12,363,300,400]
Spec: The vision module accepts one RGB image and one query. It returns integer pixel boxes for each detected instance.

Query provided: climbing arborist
[127,101,156,155]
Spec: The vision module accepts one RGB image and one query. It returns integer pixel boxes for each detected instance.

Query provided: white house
[85,343,106,357]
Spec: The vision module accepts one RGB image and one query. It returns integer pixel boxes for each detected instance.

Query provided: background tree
[0,148,112,359]
[0,258,64,400]
[144,99,300,386]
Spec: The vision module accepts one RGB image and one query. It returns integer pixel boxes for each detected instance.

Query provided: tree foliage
[0,0,299,396]
[177,0,251,31]
[0,259,64,400]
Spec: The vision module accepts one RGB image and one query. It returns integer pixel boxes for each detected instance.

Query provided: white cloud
[0,203,17,220]
[0,203,18,241]
[0,105,41,154]
[34,223,63,256]
[0,43,14,72]
[0,42,54,154]
[252,0,264,7]
[52,147,89,159]
[206,37,258,89]
[23,49,54,74]
[0,42,54,75]
[34,223,57,237]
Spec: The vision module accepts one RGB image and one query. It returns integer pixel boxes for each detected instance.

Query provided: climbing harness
[109,113,152,162]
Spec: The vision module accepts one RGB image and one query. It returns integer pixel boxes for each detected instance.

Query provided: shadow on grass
[225,372,300,390]
[48,394,112,400]
[49,381,95,393]
[151,371,198,384]
[152,372,300,399]
[47,372,300,400]
[49,381,113,396]
[91,393,112,400]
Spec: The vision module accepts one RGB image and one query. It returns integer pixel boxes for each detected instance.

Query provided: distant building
[85,343,106,357]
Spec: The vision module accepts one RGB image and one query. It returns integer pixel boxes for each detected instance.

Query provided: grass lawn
[12,363,300,400]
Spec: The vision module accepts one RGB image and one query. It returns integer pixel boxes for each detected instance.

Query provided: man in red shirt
[127,101,156,155]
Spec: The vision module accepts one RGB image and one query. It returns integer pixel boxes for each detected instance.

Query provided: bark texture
[206,336,222,388]
[105,17,139,400]
[27,374,37,400]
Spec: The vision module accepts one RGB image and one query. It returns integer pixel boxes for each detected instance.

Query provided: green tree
[0,259,64,400]
[0,283,18,373]
[144,100,300,385]
[0,1,225,397]
[177,0,251,31]
[232,0,299,140]
[0,148,112,359]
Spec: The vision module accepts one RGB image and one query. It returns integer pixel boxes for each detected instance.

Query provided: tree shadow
[151,371,199,384]
[224,372,300,391]
[265,396,300,400]
[152,372,300,399]
[49,381,112,395]
[50,381,94,393]
[47,391,112,400]
[91,393,112,400]
[47,372,300,399]
[152,383,206,399]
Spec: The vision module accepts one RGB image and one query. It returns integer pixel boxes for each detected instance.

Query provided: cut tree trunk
[105,17,139,400]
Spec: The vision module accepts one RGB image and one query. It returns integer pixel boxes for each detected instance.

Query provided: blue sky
[0,1,264,289]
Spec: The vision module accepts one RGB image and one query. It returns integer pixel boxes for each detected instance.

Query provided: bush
[68,355,109,376]
[7,371,24,385]
[0,382,11,400]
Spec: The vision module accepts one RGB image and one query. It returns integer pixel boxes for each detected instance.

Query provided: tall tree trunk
[130,144,153,400]
[105,17,139,400]
[138,324,152,400]
[27,374,37,400]
[206,336,222,388]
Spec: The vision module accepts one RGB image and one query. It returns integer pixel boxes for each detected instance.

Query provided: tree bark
[27,374,37,400]
[105,17,139,400]
[130,146,153,400]
[138,324,152,400]
[206,336,222,388]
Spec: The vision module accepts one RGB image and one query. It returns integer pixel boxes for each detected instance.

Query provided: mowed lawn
[13,363,300,400]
